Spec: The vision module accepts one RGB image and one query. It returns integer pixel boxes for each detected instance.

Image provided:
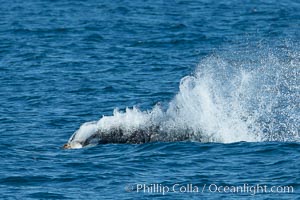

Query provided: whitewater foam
[65,47,299,147]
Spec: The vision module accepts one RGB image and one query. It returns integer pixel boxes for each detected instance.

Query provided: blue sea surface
[0,0,299,199]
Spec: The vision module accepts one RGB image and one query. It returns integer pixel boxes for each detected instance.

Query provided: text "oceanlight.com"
[125,183,294,195]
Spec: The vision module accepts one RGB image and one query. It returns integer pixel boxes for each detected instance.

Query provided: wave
[64,46,299,149]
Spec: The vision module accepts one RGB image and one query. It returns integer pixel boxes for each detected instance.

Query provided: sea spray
[67,48,299,146]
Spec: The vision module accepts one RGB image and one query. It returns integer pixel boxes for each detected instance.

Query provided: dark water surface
[0,0,299,199]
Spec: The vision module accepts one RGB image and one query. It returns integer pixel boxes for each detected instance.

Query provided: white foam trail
[70,48,299,145]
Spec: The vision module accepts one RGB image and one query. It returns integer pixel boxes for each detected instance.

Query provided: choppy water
[0,0,299,199]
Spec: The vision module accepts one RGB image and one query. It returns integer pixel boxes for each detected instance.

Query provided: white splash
[68,48,299,145]
[67,121,98,148]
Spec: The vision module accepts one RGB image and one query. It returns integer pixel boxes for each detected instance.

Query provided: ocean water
[0,0,299,199]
